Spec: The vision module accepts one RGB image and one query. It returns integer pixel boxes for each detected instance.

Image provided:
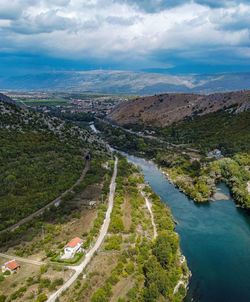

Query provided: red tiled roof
[5,260,20,270]
[65,237,83,248]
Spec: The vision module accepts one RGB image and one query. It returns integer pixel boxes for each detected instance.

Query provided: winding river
[122,152,250,302]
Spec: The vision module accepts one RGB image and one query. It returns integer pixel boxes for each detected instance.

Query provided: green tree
[91,289,107,302]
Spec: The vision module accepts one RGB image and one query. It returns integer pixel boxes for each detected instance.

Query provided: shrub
[10,286,27,300]
[0,295,6,302]
[40,265,48,275]
[91,289,107,302]
[105,235,122,251]
[125,262,135,275]
[34,293,47,302]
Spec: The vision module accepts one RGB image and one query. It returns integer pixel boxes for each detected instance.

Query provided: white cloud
[0,0,249,62]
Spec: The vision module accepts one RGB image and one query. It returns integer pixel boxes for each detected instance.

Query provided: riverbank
[94,119,249,210]
[123,153,250,302]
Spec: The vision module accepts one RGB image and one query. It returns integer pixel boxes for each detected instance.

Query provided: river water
[121,152,250,302]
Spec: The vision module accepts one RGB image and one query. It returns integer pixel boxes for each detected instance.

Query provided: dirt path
[0,253,45,266]
[47,156,118,302]
[1,158,90,233]
[141,189,157,239]
[173,280,185,295]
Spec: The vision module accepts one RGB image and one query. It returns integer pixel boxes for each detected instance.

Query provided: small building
[213,149,221,155]
[61,237,84,260]
[1,260,20,274]
[88,201,97,207]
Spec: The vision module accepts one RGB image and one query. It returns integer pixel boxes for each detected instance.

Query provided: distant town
[1,91,128,118]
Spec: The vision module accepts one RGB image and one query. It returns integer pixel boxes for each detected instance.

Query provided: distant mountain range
[0,71,250,95]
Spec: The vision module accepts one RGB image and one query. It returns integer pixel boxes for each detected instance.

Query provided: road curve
[47,156,118,302]
[1,158,90,233]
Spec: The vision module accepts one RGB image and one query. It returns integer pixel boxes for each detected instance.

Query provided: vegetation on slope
[155,108,250,156]
[0,98,105,231]
[95,119,250,210]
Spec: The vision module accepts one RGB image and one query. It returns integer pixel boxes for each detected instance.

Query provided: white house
[1,260,20,274]
[61,237,84,260]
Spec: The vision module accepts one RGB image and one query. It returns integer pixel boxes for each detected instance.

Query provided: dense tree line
[154,109,250,156]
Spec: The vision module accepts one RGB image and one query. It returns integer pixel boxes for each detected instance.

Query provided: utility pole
[42,225,44,240]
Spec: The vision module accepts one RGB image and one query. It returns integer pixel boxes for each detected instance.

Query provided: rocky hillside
[0,94,103,147]
[0,92,20,106]
[108,90,250,127]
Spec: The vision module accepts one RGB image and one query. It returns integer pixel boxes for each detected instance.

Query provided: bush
[125,262,135,275]
[105,235,122,251]
[109,216,124,233]
[10,286,27,300]
[91,289,107,302]
[0,275,4,282]
[0,295,6,302]
[3,270,10,276]
[40,265,48,275]
[34,293,47,302]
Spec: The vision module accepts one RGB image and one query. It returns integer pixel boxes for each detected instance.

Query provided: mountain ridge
[1,71,250,95]
[108,90,250,127]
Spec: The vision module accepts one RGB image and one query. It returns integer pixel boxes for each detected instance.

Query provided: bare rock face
[108,90,250,127]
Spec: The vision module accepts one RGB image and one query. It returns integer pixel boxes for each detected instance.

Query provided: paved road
[1,158,90,233]
[0,253,46,266]
[47,156,118,302]
[98,118,199,153]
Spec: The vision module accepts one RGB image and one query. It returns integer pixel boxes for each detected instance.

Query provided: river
[121,152,250,302]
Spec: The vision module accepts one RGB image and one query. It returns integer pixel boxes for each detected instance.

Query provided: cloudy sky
[0,0,250,75]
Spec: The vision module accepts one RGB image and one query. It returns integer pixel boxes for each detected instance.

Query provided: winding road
[98,118,199,153]
[1,158,90,233]
[47,156,118,302]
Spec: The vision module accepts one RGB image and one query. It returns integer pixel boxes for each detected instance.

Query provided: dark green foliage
[0,130,85,231]
[212,156,250,209]
[152,232,179,269]
[157,109,250,156]
[0,295,6,302]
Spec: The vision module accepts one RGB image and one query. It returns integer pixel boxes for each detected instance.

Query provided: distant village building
[1,260,20,274]
[213,149,221,155]
[207,149,223,159]
[61,237,84,260]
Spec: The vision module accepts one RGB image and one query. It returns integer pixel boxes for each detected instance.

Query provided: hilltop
[108,90,250,127]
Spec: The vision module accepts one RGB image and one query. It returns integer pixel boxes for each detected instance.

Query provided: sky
[0,0,250,76]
